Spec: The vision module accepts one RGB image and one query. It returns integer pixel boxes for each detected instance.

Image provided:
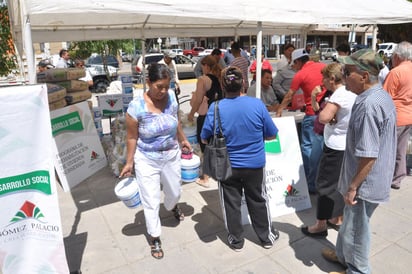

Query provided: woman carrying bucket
[120,63,192,260]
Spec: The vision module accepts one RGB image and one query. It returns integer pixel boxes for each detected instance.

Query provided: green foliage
[0,4,17,76]
[69,39,139,60]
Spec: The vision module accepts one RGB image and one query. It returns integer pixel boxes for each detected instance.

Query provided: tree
[0,3,17,76]
[68,39,138,60]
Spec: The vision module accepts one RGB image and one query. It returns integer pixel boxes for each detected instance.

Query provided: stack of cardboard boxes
[37,68,92,111]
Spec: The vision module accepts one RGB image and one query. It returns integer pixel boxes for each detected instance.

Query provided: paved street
[64,65,412,273]
[59,165,412,274]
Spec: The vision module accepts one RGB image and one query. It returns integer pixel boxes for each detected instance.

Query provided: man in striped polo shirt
[322,49,397,274]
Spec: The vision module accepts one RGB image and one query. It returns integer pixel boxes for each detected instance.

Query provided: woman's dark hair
[147,63,171,82]
[221,66,243,93]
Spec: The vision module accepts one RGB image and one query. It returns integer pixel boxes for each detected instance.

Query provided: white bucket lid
[114,177,139,200]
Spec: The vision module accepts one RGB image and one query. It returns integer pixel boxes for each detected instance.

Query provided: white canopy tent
[8,0,412,95]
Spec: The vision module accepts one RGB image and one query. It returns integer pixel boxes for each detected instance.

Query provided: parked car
[320,48,338,61]
[131,53,196,83]
[86,64,118,93]
[182,47,205,58]
[170,49,183,55]
[121,52,131,62]
[86,54,119,68]
[377,42,397,58]
[198,49,213,57]
[351,44,368,53]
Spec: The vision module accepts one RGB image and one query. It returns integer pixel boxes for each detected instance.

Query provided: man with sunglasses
[323,49,397,274]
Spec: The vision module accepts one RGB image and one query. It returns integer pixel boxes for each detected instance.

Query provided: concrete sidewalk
[58,165,412,274]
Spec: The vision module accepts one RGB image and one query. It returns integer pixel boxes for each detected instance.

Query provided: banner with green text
[50,101,107,192]
[0,84,69,273]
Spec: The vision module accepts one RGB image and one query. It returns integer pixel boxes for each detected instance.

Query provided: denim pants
[336,199,379,274]
[301,115,323,192]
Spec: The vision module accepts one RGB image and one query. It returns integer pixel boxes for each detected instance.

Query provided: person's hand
[276,106,284,117]
[311,85,322,97]
[344,188,357,206]
[187,113,194,122]
[119,162,133,178]
[181,140,192,152]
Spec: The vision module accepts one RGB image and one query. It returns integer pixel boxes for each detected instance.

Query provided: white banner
[242,116,311,224]
[51,101,107,192]
[0,84,69,273]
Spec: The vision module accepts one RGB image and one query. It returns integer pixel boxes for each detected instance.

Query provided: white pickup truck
[377,42,397,58]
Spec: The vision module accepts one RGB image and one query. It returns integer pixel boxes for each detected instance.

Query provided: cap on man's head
[163,50,176,59]
[338,49,384,76]
[38,59,54,69]
[291,48,309,63]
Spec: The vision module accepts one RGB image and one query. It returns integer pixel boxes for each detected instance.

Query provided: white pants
[134,149,182,238]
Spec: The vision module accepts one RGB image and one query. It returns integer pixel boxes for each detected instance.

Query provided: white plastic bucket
[114,177,142,209]
[181,154,200,183]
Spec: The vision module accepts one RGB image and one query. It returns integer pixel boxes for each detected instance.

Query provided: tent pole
[141,39,147,92]
[256,22,262,99]
[24,16,36,84]
[372,25,378,52]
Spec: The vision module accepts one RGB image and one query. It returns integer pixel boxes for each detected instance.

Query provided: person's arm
[276,88,296,117]
[267,103,280,112]
[172,61,179,85]
[177,116,192,152]
[344,157,376,206]
[311,86,322,112]
[119,113,138,178]
[319,102,339,124]
[188,76,208,121]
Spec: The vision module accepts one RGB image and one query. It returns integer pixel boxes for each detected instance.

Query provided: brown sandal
[150,237,164,259]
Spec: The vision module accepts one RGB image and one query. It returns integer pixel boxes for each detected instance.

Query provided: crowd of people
[55,40,409,274]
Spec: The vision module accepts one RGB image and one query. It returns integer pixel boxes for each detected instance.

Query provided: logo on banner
[106,98,118,107]
[1,201,61,244]
[284,184,299,197]
[90,150,99,160]
[10,201,45,223]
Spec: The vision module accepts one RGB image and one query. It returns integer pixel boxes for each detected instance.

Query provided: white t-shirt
[55,58,68,68]
[323,86,357,150]
[80,69,93,84]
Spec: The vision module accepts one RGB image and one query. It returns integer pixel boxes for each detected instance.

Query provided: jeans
[301,115,323,192]
[336,199,379,274]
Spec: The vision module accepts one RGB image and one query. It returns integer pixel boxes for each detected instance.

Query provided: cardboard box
[37,68,86,82]
[57,80,89,92]
[65,90,92,105]
[47,83,67,103]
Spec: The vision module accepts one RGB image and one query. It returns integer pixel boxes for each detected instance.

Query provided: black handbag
[202,101,232,181]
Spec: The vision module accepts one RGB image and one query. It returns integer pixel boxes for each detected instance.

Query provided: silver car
[321,48,338,61]
[131,53,196,83]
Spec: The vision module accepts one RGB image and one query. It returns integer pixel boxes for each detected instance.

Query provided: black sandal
[172,205,184,221]
[150,237,164,259]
